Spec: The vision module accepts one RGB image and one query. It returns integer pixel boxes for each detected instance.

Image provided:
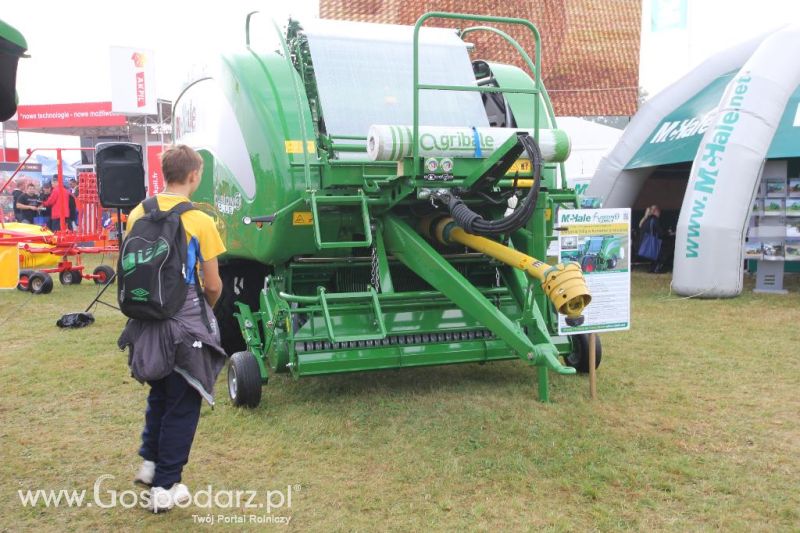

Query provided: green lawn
[0,269,798,531]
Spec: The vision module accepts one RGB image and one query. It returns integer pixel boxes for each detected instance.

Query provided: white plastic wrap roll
[366,125,571,162]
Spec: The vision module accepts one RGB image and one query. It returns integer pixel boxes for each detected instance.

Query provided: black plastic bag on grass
[57,312,95,329]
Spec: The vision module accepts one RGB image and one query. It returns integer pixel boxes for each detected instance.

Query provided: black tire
[607,257,618,270]
[59,269,82,285]
[29,272,54,295]
[215,261,270,356]
[228,351,263,408]
[565,334,602,373]
[93,265,115,285]
[580,255,597,273]
[17,269,34,291]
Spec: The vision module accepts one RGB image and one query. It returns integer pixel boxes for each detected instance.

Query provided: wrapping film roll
[367,125,571,162]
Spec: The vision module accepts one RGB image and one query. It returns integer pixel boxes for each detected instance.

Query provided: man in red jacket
[41,177,73,231]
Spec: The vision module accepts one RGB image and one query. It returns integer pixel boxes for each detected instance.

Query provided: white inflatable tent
[587,24,800,297]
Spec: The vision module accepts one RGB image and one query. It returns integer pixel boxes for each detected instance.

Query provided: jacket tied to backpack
[118,291,226,405]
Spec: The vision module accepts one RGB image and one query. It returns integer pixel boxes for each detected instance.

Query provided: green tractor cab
[576,235,624,272]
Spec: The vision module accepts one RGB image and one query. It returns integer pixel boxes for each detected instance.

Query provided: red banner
[17,102,127,129]
[147,144,164,196]
[0,148,19,162]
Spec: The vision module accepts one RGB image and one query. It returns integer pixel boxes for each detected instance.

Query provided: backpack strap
[142,196,160,214]
[167,201,213,333]
[168,201,197,216]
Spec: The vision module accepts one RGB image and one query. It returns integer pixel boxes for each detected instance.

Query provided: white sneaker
[150,483,190,513]
[134,460,155,486]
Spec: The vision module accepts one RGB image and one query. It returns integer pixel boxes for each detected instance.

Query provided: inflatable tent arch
[587,24,800,297]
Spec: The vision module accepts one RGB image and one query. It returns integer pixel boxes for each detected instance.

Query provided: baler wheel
[228,351,263,408]
[564,334,602,373]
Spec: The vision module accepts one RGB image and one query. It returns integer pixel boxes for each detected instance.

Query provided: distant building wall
[319,0,642,116]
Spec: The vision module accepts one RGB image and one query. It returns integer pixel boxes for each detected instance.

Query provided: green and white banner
[626,71,800,170]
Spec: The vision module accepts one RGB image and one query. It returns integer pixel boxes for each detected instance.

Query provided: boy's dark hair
[161,145,203,184]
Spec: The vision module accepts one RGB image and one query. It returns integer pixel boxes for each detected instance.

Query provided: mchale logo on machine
[131,52,148,108]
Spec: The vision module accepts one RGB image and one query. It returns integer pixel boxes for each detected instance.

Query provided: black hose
[439,133,543,236]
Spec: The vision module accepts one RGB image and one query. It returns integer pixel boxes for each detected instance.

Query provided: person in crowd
[117,145,226,513]
[11,181,23,221]
[68,177,79,196]
[634,205,653,254]
[39,181,53,227]
[14,183,42,224]
[41,177,74,231]
[68,190,79,230]
[640,205,675,273]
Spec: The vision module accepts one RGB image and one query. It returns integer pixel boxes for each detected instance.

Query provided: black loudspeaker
[95,142,146,208]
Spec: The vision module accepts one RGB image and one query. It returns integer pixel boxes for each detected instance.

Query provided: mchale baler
[175,12,599,408]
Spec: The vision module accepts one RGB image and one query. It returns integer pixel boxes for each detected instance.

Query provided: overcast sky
[641,0,800,95]
[2,0,319,158]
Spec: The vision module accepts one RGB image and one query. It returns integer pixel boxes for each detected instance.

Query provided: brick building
[319,0,641,117]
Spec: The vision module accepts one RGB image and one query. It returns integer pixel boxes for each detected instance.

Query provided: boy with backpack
[117,145,227,513]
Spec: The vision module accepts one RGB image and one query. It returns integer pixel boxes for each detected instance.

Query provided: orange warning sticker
[505,159,532,175]
[292,212,314,226]
[284,140,316,154]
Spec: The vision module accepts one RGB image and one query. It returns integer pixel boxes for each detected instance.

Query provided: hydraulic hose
[435,133,542,236]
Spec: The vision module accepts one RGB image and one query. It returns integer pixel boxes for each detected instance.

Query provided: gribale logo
[122,240,169,276]
[419,131,495,152]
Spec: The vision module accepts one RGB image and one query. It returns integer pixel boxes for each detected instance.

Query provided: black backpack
[118,197,206,323]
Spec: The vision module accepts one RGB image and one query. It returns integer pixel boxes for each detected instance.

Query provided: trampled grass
[0,268,798,531]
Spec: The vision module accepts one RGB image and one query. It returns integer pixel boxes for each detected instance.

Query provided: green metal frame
[413,12,543,178]
[310,190,373,249]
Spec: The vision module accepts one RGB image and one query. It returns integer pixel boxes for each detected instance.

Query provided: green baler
[174,12,601,408]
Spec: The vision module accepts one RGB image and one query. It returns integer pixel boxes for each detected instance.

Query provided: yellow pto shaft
[432,217,591,323]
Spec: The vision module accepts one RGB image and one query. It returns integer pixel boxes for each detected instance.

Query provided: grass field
[0,267,798,531]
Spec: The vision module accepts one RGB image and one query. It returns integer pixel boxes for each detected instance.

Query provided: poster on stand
[744,240,763,260]
[557,208,631,335]
[785,240,800,261]
[763,241,785,261]
[764,198,784,216]
[786,198,800,216]
[765,178,787,197]
[789,178,800,197]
